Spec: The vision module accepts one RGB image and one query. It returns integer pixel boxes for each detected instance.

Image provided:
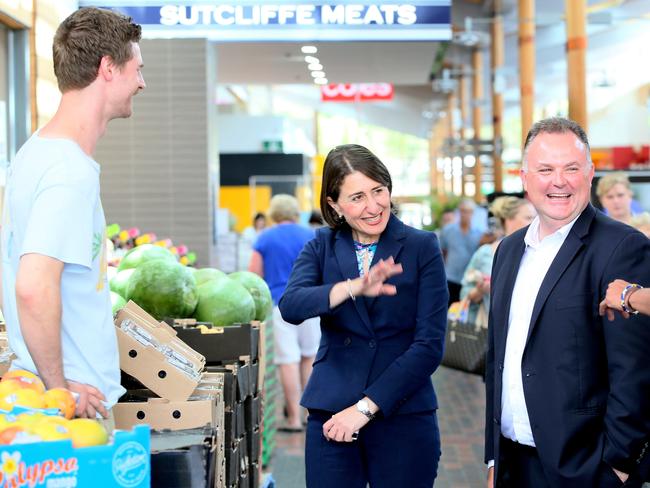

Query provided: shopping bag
[441,299,488,376]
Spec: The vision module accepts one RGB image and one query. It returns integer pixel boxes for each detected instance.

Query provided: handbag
[441,298,488,376]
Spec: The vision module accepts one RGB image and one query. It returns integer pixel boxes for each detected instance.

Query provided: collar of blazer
[495,204,595,352]
[333,213,406,334]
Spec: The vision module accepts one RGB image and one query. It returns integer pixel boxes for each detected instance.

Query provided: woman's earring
[337,214,345,223]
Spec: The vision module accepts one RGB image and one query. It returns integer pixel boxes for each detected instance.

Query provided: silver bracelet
[346,278,356,301]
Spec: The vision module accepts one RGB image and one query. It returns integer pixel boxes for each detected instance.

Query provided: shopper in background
[241,212,267,245]
[485,117,650,487]
[596,172,637,224]
[460,196,535,323]
[249,194,320,432]
[630,211,650,238]
[280,144,448,488]
[308,209,324,229]
[0,8,145,419]
[440,198,483,305]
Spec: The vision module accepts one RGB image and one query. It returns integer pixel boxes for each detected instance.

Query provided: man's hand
[487,466,494,488]
[322,405,370,442]
[599,279,631,321]
[67,380,108,419]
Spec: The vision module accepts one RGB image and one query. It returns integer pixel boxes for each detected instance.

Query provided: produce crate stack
[172,319,264,488]
[112,301,227,488]
[261,319,277,468]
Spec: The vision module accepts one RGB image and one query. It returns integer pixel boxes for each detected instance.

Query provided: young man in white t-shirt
[1,7,145,418]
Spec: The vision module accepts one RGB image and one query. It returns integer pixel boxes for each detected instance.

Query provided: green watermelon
[110,291,126,315]
[126,259,198,320]
[194,277,255,326]
[194,267,227,286]
[110,268,135,299]
[118,244,176,271]
[229,271,272,321]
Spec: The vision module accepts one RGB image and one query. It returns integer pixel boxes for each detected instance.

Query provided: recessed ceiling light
[301,46,317,54]
[311,71,326,78]
[304,55,319,64]
[314,78,328,85]
[308,63,323,71]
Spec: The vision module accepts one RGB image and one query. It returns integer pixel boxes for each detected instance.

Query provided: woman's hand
[355,257,403,298]
[323,405,370,442]
[599,279,631,321]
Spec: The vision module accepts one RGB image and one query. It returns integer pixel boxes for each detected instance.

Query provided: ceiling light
[314,78,328,85]
[304,55,319,64]
[311,71,325,78]
[301,46,317,54]
[308,63,323,71]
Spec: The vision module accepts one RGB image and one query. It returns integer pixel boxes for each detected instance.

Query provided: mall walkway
[267,366,486,488]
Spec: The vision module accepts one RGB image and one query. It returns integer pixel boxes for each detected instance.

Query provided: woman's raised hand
[358,257,403,297]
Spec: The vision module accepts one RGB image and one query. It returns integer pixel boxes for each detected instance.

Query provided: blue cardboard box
[0,424,150,487]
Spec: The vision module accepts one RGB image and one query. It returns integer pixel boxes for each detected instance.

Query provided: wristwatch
[356,399,375,420]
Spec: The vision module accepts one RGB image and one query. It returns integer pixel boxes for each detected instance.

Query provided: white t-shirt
[1,132,124,408]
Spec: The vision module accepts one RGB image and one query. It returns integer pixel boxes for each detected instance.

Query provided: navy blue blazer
[485,204,650,486]
[279,214,448,416]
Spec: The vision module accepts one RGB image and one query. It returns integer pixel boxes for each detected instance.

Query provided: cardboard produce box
[0,425,150,487]
[172,321,260,363]
[150,426,217,488]
[115,301,205,401]
[114,389,217,431]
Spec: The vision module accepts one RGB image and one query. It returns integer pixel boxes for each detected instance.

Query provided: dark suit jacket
[485,204,650,486]
[279,214,448,416]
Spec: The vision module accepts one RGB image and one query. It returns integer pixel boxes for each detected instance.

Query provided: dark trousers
[497,436,640,488]
[447,281,462,305]
[305,409,440,488]
[497,437,550,488]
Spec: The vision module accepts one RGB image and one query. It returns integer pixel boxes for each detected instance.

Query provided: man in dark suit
[485,117,650,487]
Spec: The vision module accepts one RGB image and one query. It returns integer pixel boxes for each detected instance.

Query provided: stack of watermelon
[109,245,272,325]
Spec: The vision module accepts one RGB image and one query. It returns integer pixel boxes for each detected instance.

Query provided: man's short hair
[53,7,141,92]
[522,117,592,170]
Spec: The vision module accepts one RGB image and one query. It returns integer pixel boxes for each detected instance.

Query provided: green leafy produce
[229,271,272,321]
[194,277,255,326]
[117,244,175,271]
[126,259,198,319]
[194,267,227,286]
[110,291,127,315]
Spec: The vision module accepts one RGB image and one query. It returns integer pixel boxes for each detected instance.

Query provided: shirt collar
[524,215,579,248]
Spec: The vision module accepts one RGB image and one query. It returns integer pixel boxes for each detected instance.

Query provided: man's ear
[98,55,116,81]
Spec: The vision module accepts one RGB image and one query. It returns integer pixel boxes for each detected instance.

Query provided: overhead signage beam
[85,3,451,41]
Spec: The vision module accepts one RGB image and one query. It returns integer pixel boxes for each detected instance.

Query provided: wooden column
[519,0,535,147]
[459,73,468,195]
[459,73,468,141]
[491,11,504,193]
[472,49,483,203]
[566,0,588,130]
[29,0,37,133]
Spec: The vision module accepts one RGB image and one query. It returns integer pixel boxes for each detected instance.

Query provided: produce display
[108,235,273,325]
[0,370,109,447]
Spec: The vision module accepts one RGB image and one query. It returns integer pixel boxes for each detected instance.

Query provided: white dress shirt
[500,216,577,446]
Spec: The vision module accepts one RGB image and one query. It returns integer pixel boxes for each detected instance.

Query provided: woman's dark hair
[320,144,393,229]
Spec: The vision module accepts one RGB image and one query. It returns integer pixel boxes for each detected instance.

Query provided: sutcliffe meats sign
[87,2,452,41]
[321,83,394,102]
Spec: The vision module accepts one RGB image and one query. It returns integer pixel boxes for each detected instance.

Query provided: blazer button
[369,340,376,348]
[344,337,351,346]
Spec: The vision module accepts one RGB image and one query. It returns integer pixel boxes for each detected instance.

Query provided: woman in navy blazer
[279,144,449,488]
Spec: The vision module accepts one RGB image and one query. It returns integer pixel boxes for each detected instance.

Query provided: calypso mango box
[0,424,150,488]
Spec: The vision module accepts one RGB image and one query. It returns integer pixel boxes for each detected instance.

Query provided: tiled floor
[266,366,487,487]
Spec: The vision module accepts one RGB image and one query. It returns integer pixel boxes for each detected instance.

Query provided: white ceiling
[213,0,650,137]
